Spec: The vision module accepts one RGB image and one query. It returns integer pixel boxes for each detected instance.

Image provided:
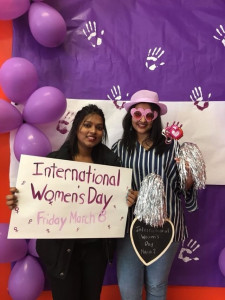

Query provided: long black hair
[121,103,171,155]
[60,104,108,159]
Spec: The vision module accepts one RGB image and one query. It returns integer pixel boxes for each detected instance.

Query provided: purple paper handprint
[56,111,75,134]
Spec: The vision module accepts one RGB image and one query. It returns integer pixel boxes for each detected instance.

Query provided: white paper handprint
[107,85,129,109]
[145,47,165,71]
[190,86,211,111]
[178,239,200,263]
[213,25,225,46]
[83,21,104,48]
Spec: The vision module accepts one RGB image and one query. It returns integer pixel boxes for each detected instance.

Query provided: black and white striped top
[111,139,198,241]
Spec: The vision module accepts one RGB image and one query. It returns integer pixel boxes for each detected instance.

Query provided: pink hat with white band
[123,90,167,115]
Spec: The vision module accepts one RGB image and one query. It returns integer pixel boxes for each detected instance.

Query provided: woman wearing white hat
[112,90,196,300]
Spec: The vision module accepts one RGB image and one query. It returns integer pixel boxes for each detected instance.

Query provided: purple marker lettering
[37,211,45,224]
[70,211,95,224]
[102,194,113,211]
[79,193,85,204]
[85,165,92,183]
[44,190,55,201]
[45,163,58,178]
[117,169,121,186]
[78,170,86,182]
[32,162,44,175]
[98,210,106,222]
[94,174,104,184]
[88,187,97,204]
[55,168,64,178]
[31,183,47,200]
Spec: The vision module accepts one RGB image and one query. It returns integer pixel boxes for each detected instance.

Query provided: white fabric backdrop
[10,99,225,186]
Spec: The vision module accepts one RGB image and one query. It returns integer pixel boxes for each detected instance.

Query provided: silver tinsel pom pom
[178,142,206,190]
[134,173,167,227]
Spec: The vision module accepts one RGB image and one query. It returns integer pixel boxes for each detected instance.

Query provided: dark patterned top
[111,139,198,241]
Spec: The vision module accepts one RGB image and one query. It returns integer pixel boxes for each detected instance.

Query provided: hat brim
[123,99,167,115]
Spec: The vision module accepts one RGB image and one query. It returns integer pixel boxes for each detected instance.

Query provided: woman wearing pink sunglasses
[112,90,196,300]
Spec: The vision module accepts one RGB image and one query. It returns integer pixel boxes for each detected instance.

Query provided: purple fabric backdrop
[12,0,225,287]
[169,186,225,287]
[13,0,225,101]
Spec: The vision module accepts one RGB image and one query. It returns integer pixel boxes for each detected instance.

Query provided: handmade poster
[130,218,174,266]
[8,155,132,239]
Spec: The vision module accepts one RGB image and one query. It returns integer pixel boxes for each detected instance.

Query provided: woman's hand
[126,189,138,207]
[175,158,194,190]
[185,170,194,190]
[6,187,18,210]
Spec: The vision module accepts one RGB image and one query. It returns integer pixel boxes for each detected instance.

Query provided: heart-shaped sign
[130,218,174,266]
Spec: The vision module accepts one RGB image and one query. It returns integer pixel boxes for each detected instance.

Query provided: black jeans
[47,240,107,300]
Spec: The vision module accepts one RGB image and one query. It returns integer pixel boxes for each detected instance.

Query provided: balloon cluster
[0,57,67,161]
[0,0,67,48]
[0,223,45,300]
[0,2,67,298]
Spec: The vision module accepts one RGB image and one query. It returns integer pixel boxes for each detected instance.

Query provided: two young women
[7,90,197,300]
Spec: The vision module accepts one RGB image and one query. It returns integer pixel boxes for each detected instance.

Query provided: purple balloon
[0,99,23,133]
[0,0,30,20]
[8,255,45,300]
[219,247,225,277]
[23,86,67,124]
[0,57,38,104]
[0,223,27,263]
[28,2,67,48]
[14,123,52,161]
[28,239,39,258]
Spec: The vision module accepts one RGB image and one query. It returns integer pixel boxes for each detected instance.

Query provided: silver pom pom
[178,142,206,190]
[134,173,167,227]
